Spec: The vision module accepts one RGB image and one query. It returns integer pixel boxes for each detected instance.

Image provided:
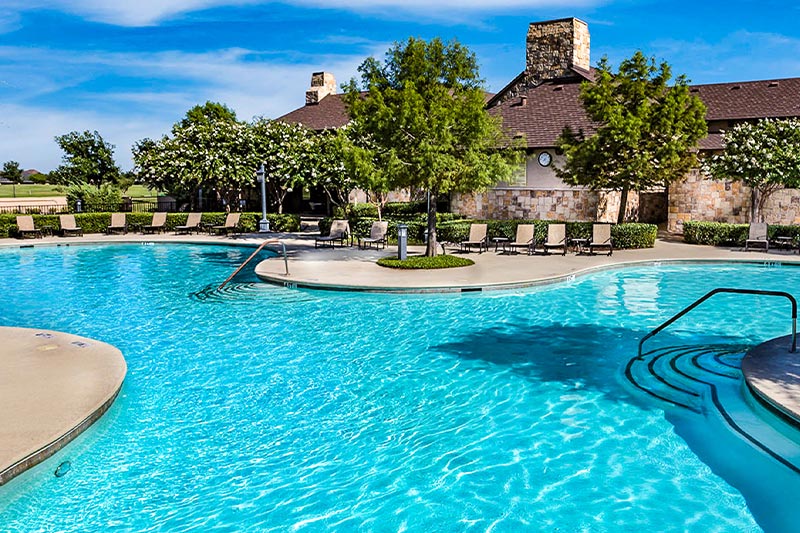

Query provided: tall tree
[251,118,317,214]
[1,160,23,183]
[344,37,523,256]
[311,128,357,213]
[180,101,238,129]
[52,130,122,186]
[134,105,256,209]
[556,52,707,223]
[703,118,800,223]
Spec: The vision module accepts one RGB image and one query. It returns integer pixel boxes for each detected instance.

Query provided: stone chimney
[305,72,337,105]
[525,18,590,85]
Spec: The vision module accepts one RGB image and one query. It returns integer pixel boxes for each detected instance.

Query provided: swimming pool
[0,243,798,532]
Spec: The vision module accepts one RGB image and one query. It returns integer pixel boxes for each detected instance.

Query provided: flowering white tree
[704,118,800,223]
[133,103,257,209]
[251,118,319,214]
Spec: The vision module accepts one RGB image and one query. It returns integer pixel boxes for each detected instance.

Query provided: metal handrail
[218,239,289,290]
[638,288,797,359]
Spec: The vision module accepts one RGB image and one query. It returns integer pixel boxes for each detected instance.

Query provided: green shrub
[683,221,749,246]
[66,183,123,212]
[611,223,657,249]
[683,221,800,246]
[377,255,474,269]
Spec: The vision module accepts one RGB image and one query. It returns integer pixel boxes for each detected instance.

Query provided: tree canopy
[134,104,256,209]
[1,160,23,184]
[52,130,122,186]
[703,118,800,223]
[557,51,707,223]
[344,37,522,255]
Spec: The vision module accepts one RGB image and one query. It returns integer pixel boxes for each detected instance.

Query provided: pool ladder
[218,239,289,290]
[638,287,797,360]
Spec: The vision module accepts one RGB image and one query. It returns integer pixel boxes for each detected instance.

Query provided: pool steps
[626,344,800,474]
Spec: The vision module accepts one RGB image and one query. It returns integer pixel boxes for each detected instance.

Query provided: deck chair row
[460,223,613,256]
[14,212,242,238]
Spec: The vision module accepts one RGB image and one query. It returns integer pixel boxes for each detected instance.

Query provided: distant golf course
[0,184,158,198]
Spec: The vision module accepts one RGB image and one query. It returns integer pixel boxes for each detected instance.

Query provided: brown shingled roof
[277,94,351,130]
[489,78,597,148]
[691,78,800,121]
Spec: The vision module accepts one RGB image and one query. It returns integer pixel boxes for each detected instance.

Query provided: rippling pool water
[1,243,799,532]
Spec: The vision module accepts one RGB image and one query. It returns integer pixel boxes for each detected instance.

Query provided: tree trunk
[425,190,438,257]
[616,186,629,224]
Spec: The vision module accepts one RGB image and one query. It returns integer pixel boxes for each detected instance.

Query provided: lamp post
[256,163,270,233]
[397,223,408,260]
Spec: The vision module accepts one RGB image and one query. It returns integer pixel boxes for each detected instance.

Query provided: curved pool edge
[255,257,800,294]
[743,335,800,428]
[0,327,127,486]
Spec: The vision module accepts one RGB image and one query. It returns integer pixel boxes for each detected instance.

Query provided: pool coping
[742,335,800,427]
[0,328,127,486]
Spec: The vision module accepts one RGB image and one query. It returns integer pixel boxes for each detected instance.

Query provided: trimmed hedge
[683,221,800,246]
[338,200,451,219]
[320,216,657,249]
[0,212,300,238]
[376,255,474,269]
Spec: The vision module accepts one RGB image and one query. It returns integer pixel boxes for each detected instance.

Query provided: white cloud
[5,0,601,26]
[0,45,373,171]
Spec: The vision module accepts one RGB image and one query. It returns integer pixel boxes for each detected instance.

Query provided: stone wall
[669,171,800,232]
[452,188,598,221]
[596,190,639,223]
[305,72,337,105]
[494,18,590,106]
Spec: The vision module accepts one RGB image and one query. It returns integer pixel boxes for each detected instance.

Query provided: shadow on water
[433,318,743,404]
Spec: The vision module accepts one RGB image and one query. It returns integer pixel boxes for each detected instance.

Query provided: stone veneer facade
[305,72,337,105]
[494,18,590,105]
[668,171,800,232]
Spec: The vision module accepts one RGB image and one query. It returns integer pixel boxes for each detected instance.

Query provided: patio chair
[106,213,127,234]
[315,219,350,248]
[589,224,613,256]
[142,212,167,234]
[460,223,488,253]
[15,215,42,239]
[506,224,535,255]
[174,213,203,235]
[745,222,769,252]
[210,213,241,235]
[358,221,389,250]
[58,214,83,237]
[542,223,567,255]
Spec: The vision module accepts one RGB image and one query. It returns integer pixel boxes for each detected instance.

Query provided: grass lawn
[0,184,159,198]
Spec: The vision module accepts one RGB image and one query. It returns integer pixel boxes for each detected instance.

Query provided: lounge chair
[507,224,535,255]
[59,214,83,237]
[315,219,350,248]
[106,213,127,234]
[589,224,613,256]
[142,212,167,234]
[358,221,388,250]
[543,223,567,255]
[745,222,769,252]
[174,213,202,235]
[16,215,42,239]
[210,213,241,235]
[460,223,488,253]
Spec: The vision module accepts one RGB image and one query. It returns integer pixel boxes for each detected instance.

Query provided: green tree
[703,118,800,223]
[251,118,317,214]
[312,127,358,214]
[52,130,122,186]
[180,101,238,129]
[134,105,256,209]
[344,37,523,256]
[557,51,707,223]
[1,160,23,183]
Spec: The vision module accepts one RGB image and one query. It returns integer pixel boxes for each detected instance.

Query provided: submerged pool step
[627,344,800,474]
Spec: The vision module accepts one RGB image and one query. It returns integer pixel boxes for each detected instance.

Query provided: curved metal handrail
[218,239,289,290]
[638,288,797,359]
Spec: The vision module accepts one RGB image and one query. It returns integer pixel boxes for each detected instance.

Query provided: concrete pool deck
[1,230,799,483]
[0,327,126,486]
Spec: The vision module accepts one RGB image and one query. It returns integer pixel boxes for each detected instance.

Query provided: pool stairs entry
[627,288,800,474]
[625,344,800,474]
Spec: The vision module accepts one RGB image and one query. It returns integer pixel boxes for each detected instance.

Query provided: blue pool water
[1,243,799,532]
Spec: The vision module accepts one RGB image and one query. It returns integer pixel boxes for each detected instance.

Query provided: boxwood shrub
[377,255,474,269]
[683,221,800,247]
[0,212,300,238]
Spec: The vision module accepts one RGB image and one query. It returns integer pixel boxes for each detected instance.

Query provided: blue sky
[2,0,800,172]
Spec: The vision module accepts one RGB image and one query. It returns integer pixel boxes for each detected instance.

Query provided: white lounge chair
[744,222,769,252]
